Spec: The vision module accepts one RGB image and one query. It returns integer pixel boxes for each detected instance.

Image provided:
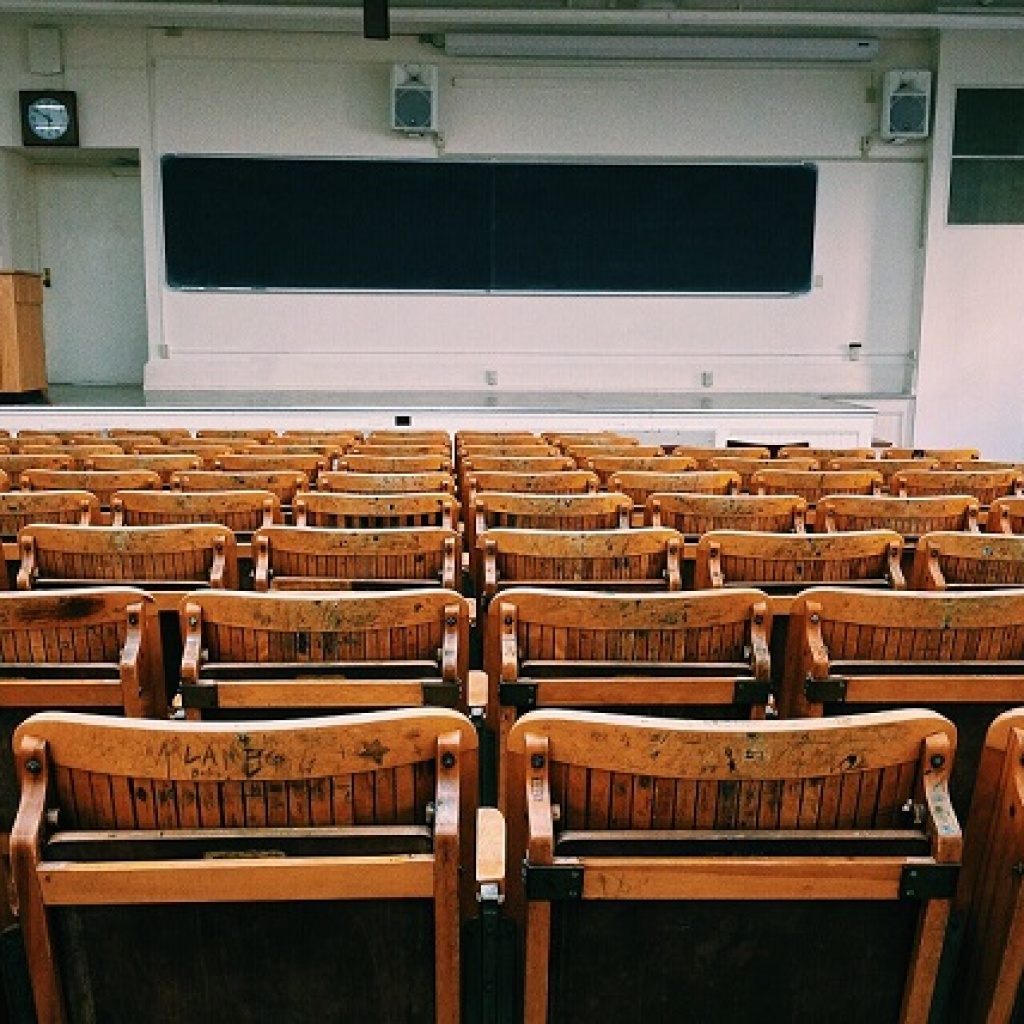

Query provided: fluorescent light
[443,33,879,61]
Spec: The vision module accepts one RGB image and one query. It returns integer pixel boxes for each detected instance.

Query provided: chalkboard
[162,156,817,294]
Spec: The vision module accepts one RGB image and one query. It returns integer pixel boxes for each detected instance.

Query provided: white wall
[0,23,936,408]
[915,31,1024,460]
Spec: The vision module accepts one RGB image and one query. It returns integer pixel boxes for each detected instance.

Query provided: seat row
[8,520,1024,596]
[5,702,1024,1022]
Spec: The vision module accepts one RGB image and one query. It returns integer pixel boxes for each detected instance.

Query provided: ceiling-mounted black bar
[364,0,389,40]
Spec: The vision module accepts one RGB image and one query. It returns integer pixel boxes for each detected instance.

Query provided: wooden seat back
[783,586,1024,816]
[506,708,959,1024]
[694,529,905,592]
[179,588,471,716]
[476,527,684,607]
[814,494,980,536]
[892,468,1023,505]
[0,455,73,487]
[216,452,330,476]
[349,443,452,457]
[646,492,807,534]
[317,470,454,495]
[751,468,883,504]
[172,469,309,506]
[10,708,476,1024]
[111,489,282,534]
[339,454,453,474]
[565,444,664,463]
[0,490,99,541]
[85,452,204,484]
[709,456,819,492]
[109,427,193,442]
[251,525,461,591]
[911,530,1024,590]
[954,708,1024,1022]
[293,491,458,530]
[470,492,632,557]
[19,444,125,466]
[365,429,451,444]
[465,471,599,508]
[666,445,769,467]
[883,447,981,464]
[20,469,162,508]
[17,523,239,592]
[986,495,1024,534]
[487,587,772,809]
[778,446,877,461]
[828,457,941,491]
[581,455,696,488]
[130,442,236,467]
[607,470,740,508]
[195,427,278,441]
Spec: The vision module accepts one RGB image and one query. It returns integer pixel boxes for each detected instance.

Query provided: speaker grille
[395,88,433,130]
[889,93,927,136]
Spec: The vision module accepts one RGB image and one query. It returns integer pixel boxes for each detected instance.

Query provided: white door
[35,162,147,385]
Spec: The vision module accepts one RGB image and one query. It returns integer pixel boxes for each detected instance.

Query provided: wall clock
[20,90,79,147]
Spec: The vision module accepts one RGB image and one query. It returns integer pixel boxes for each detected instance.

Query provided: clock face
[20,90,79,147]
[27,97,71,140]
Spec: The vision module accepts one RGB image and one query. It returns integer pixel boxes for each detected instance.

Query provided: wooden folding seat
[130,441,236,467]
[782,586,1024,816]
[8,433,61,445]
[543,432,638,448]
[986,495,1024,534]
[505,707,960,1024]
[251,525,461,591]
[0,453,73,487]
[172,469,309,507]
[111,488,281,536]
[778,445,876,461]
[365,429,451,445]
[108,426,193,442]
[752,468,883,505]
[830,456,941,491]
[178,588,471,717]
[86,452,204,485]
[456,430,540,446]
[280,429,364,443]
[195,427,278,442]
[96,434,165,448]
[318,470,454,495]
[339,454,453,474]
[953,708,1024,1023]
[461,455,575,476]
[565,444,665,463]
[349,443,453,457]
[660,445,767,468]
[17,523,239,597]
[910,531,1024,590]
[290,492,455,533]
[709,456,819,492]
[694,529,905,592]
[17,429,103,442]
[476,527,684,609]
[646,492,807,535]
[465,470,599,508]
[10,707,476,1024]
[239,442,346,460]
[20,468,162,509]
[215,452,331,478]
[883,447,981,464]
[0,490,99,541]
[469,492,632,565]
[0,588,164,924]
[892,468,1023,506]
[486,586,771,808]
[18,443,125,467]
[458,444,559,460]
[815,494,980,538]
[580,455,696,489]
[608,469,740,509]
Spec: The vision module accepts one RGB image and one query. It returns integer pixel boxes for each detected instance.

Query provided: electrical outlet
[485,370,498,386]
[701,371,714,388]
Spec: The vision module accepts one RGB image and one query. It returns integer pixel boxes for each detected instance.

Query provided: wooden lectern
[0,271,47,395]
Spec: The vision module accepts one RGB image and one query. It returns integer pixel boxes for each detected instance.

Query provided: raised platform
[0,387,877,445]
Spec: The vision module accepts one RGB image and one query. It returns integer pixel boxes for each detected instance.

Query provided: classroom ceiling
[3,0,1024,37]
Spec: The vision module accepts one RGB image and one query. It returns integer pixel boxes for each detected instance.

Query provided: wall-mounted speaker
[391,64,439,134]
[881,69,932,141]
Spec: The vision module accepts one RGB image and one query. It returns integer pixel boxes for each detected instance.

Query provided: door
[35,161,147,385]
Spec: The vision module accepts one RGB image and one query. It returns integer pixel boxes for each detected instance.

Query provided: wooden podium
[0,271,47,395]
